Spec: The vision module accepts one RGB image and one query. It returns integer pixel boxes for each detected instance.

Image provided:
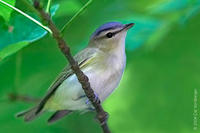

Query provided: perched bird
[17,22,134,123]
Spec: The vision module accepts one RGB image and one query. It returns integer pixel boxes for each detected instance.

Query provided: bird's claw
[85,92,100,105]
[85,99,90,105]
[93,92,101,104]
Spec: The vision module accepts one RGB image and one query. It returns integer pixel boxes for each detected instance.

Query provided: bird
[17,22,134,123]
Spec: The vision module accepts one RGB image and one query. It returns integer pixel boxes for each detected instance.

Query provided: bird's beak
[123,23,135,31]
[113,23,135,35]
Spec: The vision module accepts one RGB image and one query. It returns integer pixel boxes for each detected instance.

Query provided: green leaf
[0,41,28,61]
[50,4,59,17]
[0,0,16,22]
[0,13,47,49]
[0,13,47,60]
[0,5,58,61]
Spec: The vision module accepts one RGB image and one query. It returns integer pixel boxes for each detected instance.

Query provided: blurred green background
[0,0,200,133]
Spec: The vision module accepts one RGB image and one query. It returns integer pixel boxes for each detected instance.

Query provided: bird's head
[89,22,134,51]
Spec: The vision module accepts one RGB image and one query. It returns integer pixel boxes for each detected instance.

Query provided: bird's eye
[106,32,113,38]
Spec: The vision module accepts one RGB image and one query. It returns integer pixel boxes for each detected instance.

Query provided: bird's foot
[85,92,101,105]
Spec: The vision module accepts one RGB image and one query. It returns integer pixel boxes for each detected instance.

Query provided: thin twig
[0,0,52,34]
[8,93,40,103]
[61,0,93,33]
[46,0,51,13]
[33,1,110,133]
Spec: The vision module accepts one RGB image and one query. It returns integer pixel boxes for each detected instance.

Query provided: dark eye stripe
[95,27,115,36]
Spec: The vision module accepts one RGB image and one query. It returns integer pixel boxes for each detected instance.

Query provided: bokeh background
[0,0,200,133]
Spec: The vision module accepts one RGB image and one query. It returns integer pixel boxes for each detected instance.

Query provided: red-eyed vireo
[17,22,134,123]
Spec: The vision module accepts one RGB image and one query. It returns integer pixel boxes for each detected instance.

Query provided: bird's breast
[83,51,126,101]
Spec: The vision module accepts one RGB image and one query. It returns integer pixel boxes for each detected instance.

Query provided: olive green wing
[36,48,99,114]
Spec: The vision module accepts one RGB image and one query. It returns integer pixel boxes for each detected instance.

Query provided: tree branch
[33,1,110,133]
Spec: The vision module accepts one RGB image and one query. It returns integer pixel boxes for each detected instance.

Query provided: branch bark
[33,1,110,133]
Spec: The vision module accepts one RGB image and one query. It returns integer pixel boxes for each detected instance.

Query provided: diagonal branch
[33,1,110,133]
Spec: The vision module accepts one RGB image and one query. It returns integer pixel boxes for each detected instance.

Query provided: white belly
[45,54,126,111]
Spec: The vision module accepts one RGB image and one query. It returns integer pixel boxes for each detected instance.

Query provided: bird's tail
[16,106,43,122]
